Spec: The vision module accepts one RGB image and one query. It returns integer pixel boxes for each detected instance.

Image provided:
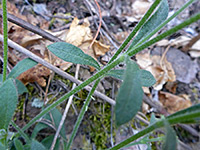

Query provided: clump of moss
[84,101,115,149]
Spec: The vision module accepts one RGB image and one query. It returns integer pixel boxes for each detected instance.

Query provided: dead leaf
[136,53,176,90]
[17,64,51,87]
[159,91,192,114]
[132,0,153,19]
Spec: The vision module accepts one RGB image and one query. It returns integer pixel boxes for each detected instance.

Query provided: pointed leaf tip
[48,42,100,70]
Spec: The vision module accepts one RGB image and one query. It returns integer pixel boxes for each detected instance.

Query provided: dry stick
[0,9,63,42]
[50,64,80,150]
[0,34,115,105]
[182,32,200,52]
[89,0,102,48]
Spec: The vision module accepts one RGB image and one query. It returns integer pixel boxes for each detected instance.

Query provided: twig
[0,9,63,42]
[89,0,102,48]
[182,32,200,52]
[50,64,80,150]
[0,34,115,105]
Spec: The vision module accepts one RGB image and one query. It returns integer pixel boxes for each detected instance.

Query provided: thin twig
[0,34,116,105]
[50,64,80,150]
[0,9,63,42]
[89,0,102,48]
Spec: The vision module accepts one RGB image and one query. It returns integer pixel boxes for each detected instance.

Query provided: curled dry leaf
[136,53,176,91]
[65,17,109,71]
[18,16,109,85]
[159,91,192,114]
[17,64,51,87]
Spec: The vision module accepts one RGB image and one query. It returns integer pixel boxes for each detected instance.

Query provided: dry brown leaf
[159,91,192,114]
[17,64,51,87]
[132,0,153,19]
[136,53,176,90]
[64,17,109,71]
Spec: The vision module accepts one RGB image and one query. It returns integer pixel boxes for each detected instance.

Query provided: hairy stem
[2,0,8,82]
[67,79,101,149]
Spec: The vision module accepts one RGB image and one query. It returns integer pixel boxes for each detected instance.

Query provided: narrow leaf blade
[115,58,143,126]
[0,79,18,129]
[48,42,100,70]
[7,58,37,79]
[128,0,169,50]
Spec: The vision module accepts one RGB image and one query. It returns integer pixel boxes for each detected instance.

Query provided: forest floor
[1,0,200,149]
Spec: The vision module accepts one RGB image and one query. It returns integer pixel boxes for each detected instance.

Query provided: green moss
[84,101,115,149]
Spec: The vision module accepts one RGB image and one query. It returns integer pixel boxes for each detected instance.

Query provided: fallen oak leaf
[159,91,192,114]
[17,64,50,87]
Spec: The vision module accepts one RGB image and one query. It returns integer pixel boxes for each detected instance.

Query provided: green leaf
[162,119,177,150]
[48,42,100,70]
[0,79,18,129]
[106,69,124,80]
[167,103,200,123]
[45,108,66,140]
[0,143,6,150]
[115,58,143,126]
[139,70,156,87]
[15,79,28,95]
[31,123,49,139]
[150,113,159,125]
[0,74,2,84]
[106,69,156,87]
[14,139,24,150]
[31,140,46,150]
[41,135,60,150]
[32,107,66,140]
[128,0,169,50]
[7,58,37,79]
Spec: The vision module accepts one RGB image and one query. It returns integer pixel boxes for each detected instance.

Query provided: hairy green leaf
[0,79,18,129]
[162,119,177,150]
[139,70,156,87]
[14,139,24,150]
[41,135,60,150]
[115,58,143,126]
[15,79,28,95]
[128,0,169,51]
[31,140,46,150]
[48,42,100,70]
[106,69,156,87]
[167,103,200,123]
[0,143,6,150]
[106,69,124,80]
[7,58,37,79]
[0,74,2,84]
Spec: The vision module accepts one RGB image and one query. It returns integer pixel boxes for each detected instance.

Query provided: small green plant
[0,0,200,149]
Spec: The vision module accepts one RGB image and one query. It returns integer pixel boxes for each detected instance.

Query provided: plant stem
[127,13,200,56]
[2,0,8,82]
[66,79,101,150]
[108,0,162,63]
[10,121,30,144]
[21,55,125,132]
[110,105,200,150]
[131,0,196,49]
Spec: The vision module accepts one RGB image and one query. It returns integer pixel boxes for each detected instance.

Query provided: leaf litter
[1,0,200,149]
